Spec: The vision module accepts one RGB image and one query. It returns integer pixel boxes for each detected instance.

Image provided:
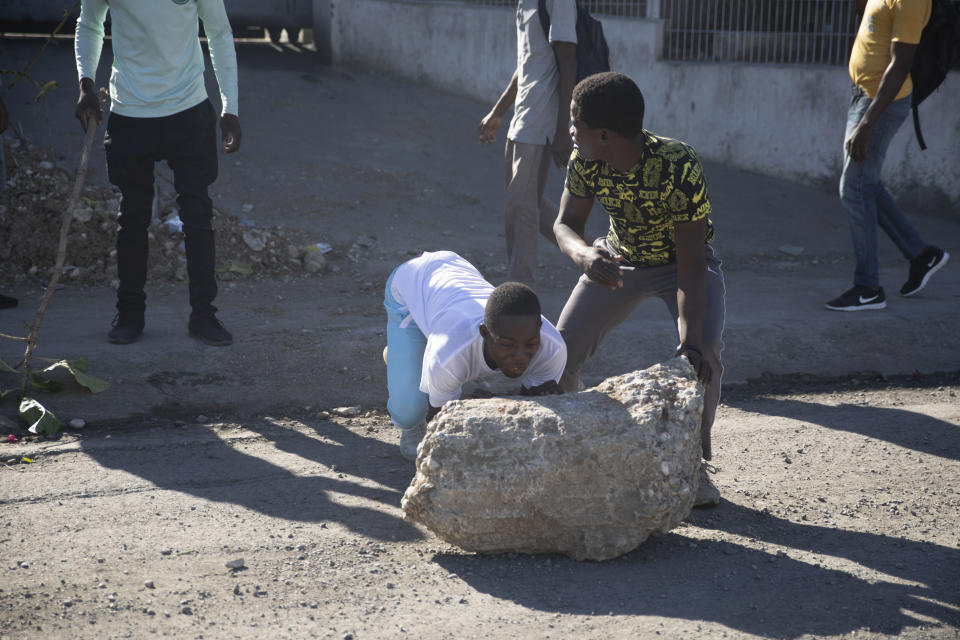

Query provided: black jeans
[105,100,219,316]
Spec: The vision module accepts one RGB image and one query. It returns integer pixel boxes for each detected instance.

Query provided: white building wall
[331,0,959,212]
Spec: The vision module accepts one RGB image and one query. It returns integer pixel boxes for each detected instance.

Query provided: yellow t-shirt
[848,0,931,100]
[564,132,713,268]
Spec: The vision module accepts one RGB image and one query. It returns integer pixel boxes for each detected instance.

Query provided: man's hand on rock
[678,345,712,385]
[521,380,563,396]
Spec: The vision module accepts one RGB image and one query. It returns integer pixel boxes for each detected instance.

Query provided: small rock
[225,558,245,570]
[302,246,327,273]
[144,580,155,589]
[160,549,173,556]
[332,406,360,417]
[69,418,87,430]
[196,415,209,424]
[242,229,268,252]
[72,207,93,223]
[777,244,805,256]
[180,606,193,615]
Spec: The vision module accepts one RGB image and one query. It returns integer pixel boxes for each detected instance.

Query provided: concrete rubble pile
[0,140,331,287]
[402,357,704,561]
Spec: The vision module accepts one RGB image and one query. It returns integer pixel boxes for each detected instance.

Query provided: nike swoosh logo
[927,256,937,268]
[858,294,879,304]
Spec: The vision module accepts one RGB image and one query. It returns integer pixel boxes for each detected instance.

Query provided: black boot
[188,312,232,346]
[108,311,144,344]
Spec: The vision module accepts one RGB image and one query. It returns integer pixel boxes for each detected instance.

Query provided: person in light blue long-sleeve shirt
[75,0,241,346]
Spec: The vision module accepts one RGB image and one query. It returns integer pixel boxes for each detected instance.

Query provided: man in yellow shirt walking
[825,0,949,311]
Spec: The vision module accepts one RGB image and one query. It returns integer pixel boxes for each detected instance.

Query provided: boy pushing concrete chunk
[382,251,567,461]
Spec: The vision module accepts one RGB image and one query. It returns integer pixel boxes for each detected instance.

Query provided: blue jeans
[839,88,925,289]
[383,267,429,429]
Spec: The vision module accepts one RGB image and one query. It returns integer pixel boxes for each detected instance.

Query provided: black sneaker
[824,285,886,311]
[108,312,145,344]
[188,313,233,346]
[900,246,949,297]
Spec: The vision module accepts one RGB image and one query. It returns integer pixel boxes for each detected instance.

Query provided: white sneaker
[694,463,721,508]
[399,423,425,461]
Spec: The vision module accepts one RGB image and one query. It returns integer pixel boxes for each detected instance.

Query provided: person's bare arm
[478,70,519,145]
[554,189,624,289]
[550,41,577,166]
[846,41,917,162]
[674,217,711,383]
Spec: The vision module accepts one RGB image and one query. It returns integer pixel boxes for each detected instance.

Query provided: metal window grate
[661,0,858,65]
[435,0,959,67]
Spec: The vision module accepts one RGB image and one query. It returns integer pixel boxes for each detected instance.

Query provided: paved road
[1,36,957,423]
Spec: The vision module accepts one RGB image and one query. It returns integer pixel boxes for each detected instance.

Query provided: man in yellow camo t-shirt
[825,0,949,312]
[554,72,725,508]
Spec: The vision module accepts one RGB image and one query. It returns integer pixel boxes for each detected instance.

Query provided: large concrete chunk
[401,358,703,561]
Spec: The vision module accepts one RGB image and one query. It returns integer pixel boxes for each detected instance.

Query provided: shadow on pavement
[80,417,422,542]
[433,503,960,638]
[722,395,960,463]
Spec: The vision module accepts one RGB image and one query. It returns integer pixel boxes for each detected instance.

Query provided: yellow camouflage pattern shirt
[565,131,714,267]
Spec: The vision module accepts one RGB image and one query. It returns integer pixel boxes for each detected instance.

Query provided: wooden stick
[19,121,98,392]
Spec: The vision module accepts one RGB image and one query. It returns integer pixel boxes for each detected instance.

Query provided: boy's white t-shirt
[390,251,567,408]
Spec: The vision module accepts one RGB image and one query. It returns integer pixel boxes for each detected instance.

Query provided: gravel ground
[2,372,958,640]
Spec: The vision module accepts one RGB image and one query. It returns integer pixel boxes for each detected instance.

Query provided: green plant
[1,2,110,436]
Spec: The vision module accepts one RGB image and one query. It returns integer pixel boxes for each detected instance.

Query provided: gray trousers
[556,241,726,460]
[504,138,558,286]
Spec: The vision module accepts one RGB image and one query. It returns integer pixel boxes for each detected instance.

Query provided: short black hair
[571,72,645,138]
[484,282,541,331]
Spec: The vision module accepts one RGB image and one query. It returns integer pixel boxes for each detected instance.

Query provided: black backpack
[910,0,960,149]
[537,0,611,82]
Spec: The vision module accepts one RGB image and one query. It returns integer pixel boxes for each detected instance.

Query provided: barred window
[442,0,960,67]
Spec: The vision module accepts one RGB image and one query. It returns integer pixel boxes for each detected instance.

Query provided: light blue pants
[839,88,926,288]
[384,267,429,429]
